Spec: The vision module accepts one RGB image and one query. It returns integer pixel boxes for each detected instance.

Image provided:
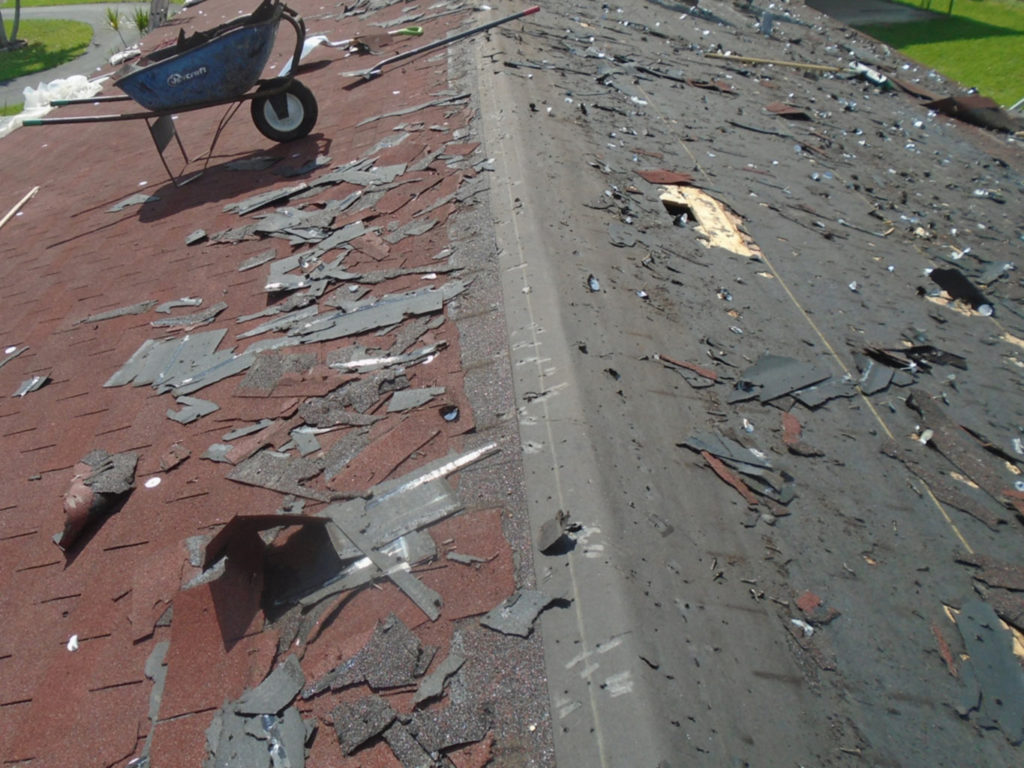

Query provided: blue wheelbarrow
[25,0,318,185]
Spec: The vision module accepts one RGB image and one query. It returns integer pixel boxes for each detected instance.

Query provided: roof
[3,0,1024,766]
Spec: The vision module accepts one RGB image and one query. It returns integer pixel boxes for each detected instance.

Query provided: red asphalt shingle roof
[0,2,545,766]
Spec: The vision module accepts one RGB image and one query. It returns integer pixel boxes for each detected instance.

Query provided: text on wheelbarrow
[167,67,209,87]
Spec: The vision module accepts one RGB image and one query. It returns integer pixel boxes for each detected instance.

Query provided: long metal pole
[346,5,541,79]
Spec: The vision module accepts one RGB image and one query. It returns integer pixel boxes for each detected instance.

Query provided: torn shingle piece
[171,352,254,396]
[211,224,258,244]
[107,337,180,388]
[314,613,427,694]
[227,449,331,502]
[243,336,304,357]
[13,374,48,397]
[447,552,488,565]
[223,419,276,441]
[155,297,203,314]
[327,164,408,187]
[349,263,458,286]
[225,183,310,216]
[0,345,26,370]
[856,356,895,395]
[311,157,377,187]
[234,655,305,716]
[159,441,191,471]
[328,517,444,621]
[323,428,371,480]
[296,399,384,429]
[226,156,280,172]
[151,335,230,389]
[239,247,278,272]
[408,147,445,174]
[357,94,470,126]
[298,530,436,609]
[275,707,308,768]
[384,722,436,768]
[384,218,438,245]
[160,345,236,390]
[480,590,557,637]
[313,220,367,252]
[77,299,157,325]
[681,432,773,470]
[105,338,164,387]
[329,342,446,374]
[332,695,397,755]
[414,650,465,705]
[387,386,446,412]
[727,354,831,404]
[956,600,1024,744]
[361,614,431,690]
[275,153,331,178]
[150,301,227,329]
[202,443,234,463]
[791,378,858,408]
[108,192,158,212]
[237,305,318,339]
[57,450,137,549]
[412,702,492,752]
[291,428,321,457]
[291,289,447,345]
[206,708,272,768]
[167,395,219,424]
[323,477,460,561]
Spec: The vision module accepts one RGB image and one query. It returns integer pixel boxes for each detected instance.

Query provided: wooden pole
[0,186,39,232]
[705,53,845,73]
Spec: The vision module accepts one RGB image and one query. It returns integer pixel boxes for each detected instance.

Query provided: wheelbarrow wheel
[251,80,318,142]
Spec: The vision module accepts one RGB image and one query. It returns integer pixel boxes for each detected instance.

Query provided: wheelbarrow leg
[146,115,203,187]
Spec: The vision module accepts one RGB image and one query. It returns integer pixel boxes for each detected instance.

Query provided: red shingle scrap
[701,450,759,507]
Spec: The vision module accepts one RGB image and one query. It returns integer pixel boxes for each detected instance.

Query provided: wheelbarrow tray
[115,1,283,111]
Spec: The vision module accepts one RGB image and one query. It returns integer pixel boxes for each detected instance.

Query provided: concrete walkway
[0,3,146,109]
[805,0,943,26]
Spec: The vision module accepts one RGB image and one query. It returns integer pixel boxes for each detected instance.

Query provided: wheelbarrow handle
[348,5,540,79]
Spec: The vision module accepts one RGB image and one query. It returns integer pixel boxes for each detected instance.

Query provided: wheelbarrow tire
[251,80,318,142]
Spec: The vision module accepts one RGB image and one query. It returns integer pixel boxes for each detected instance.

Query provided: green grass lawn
[1,0,144,7]
[1,18,93,83]
[858,0,1024,106]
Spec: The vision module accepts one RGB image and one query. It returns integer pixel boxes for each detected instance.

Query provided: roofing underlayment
[1,1,1023,766]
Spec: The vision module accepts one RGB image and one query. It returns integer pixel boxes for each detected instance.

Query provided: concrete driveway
[0,3,146,108]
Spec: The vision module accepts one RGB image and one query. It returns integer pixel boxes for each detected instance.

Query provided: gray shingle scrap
[150,301,227,329]
[328,516,444,620]
[166,395,219,424]
[480,590,558,637]
[387,386,446,412]
[234,655,305,716]
[332,695,397,755]
[728,354,832,404]
[956,600,1024,744]
[308,613,432,696]
[322,477,460,562]
[413,649,465,705]
[227,449,333,502]
[155,297,203,314]
[76,300,158,325]
[108,193,158,212]
[411,702,492,752]
[357,94,471,126]
[224,183,310,216]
